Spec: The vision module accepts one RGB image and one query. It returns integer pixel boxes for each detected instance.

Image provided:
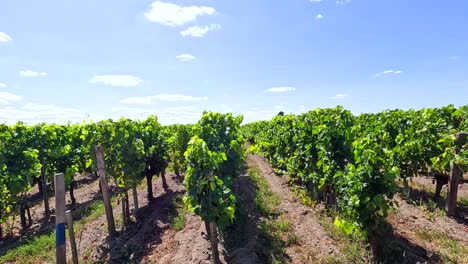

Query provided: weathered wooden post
[55,173,66,264]
[65,210,79,264]
[208,221,220,264]
[446,132,467,216]
[42,161,50,218]
[121,197,128,226]
[95,146,117,236]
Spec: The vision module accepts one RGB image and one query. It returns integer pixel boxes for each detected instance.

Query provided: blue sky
[0,0,467,124]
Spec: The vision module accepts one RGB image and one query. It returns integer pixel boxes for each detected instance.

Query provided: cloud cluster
[112,105,203,124]
[336,0,352,5]
[0,92,23,104]
[121,94,208,105]
[20,70,47,77]
[0,103,87,124]
[265,87,296,93]
[375,69,403,77]
[145,1,220,38]
[144,1,215,27]
[0,32,12,42]
[89,75,142,87]
[180,24,221,37]
[176,54,196,61]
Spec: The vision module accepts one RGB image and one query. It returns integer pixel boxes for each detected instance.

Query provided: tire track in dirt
[247,153,341,262]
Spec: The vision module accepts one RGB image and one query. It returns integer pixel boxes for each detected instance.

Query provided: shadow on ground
[377,221,444,264]
[405,187,468,225]
[223,164,285,264]
[0,178,103,256]
[97,189,182,264]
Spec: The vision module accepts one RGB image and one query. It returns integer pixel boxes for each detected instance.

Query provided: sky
[0,0,467,125]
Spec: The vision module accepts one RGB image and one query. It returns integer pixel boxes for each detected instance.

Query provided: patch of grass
[275,217,292,233]
[1,199,115,264]
[421,199,446,221]
[248,167,302,263]
[248,167,281,216]
[169,194,187,231]
[415,229,468,264]
[171,214,187,231]
[257,220,289,263]
[286,232,301,246]
[248,167,287,262]
[291,186,317,207]
[459,196,468,206]
[0,231,55,264]
[88,200,106,220]
[320,217,373,264]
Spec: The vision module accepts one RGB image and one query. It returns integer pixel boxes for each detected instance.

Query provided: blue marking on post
[56,223,66,247]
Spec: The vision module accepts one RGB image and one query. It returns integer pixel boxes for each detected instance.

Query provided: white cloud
[120,93,208,105]
[0,83,7,88]
[241,109,279,123]
[331,93,349,100]
[316,14,324,20]
[449,56,460,60]
[161,106,203,124]
[310,0,323,2]
[176,53,196,61]
[336,0,351,5]
[375,69,403,77]
[0,32,12,42]
[111,107,153,119]
[20,70,48,77]
[265,87,296,93]
[89,75,142,87]
[144,1,216,27]
[0,103,87,124]
[0,92,23,104]
[180,24,221,37]
[111,105,202,124]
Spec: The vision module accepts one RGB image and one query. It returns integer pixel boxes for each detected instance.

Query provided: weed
[415,229,468,264]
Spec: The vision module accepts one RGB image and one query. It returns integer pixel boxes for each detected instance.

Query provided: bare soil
[77,173,230,264]
[0,173,101,255]
[2,156,467,264]
[247,154,342,262]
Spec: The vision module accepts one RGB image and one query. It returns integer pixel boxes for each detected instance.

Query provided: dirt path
[0,173,101,255]
[77,173,230,264]
[144,177,229,264]
[247,153,341,262]
[389,194,468,246]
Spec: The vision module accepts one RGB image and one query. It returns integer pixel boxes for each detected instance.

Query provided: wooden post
[95,146,117,236]
[121,197,127,226]
[132,184,139,213]
[146,174,154,201]
[208,221,220,264]
[65,210,79,264]
[124,191,130,223]
[446,132,467,216]
[55,173,66,264]
[42,160,50,218]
